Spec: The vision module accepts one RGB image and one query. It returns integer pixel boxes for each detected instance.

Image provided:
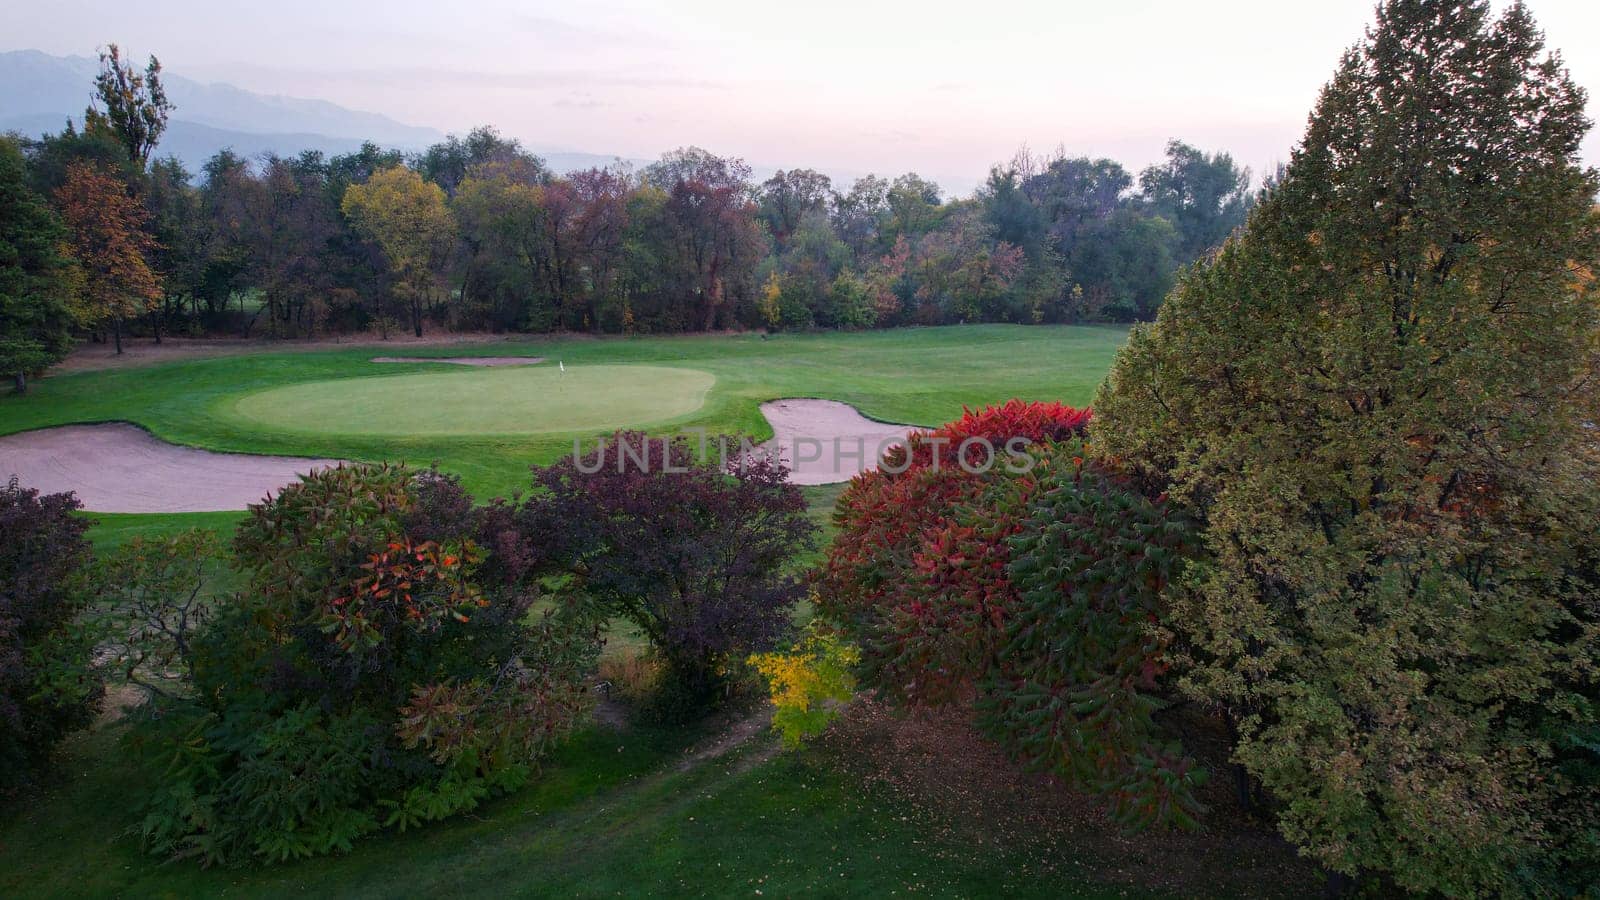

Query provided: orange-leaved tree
[54,160,160,354]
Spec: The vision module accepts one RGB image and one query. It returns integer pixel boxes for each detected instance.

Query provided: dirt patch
[0,423,342,513]
[815,698,1322,897]
[370,356,546,366]
[758,399,917,485]
[675,709,776,773]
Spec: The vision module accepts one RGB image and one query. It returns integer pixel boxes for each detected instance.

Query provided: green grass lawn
[1,324,1128,502]
[229,364,717,437]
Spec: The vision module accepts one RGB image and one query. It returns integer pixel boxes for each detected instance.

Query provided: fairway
[228,364,715,436]
[0,325,1128,500]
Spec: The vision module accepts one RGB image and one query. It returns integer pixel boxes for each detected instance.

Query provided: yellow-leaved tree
[341,166,455,337]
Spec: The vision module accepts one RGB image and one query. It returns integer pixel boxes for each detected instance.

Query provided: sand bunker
[0,424,342,513]
[758,399,918,486]
[370,356,546,366]
[0,399,911,512]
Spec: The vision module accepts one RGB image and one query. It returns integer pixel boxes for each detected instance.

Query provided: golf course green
[0,325,1129,502]
[228,365,716,436]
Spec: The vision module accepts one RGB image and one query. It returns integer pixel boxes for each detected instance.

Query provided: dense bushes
[507,431,816,712]
[122,464,599,864]
[0,479,102,792]
[818,402,1208,827]
[817,400,1091,705]
[1091,0,1600,891]
[103,442,816,863]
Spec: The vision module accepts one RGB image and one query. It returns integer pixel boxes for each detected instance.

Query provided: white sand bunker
[0,424,342,513]
[371,356,546,366]
[758,400,917,486]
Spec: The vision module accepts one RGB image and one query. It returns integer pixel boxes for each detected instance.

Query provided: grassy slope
[1,324,1127,501]
[0,721,1132,899]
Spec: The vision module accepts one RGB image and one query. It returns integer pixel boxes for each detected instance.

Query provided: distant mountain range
[0,49,645,177]
[0,49,978,194]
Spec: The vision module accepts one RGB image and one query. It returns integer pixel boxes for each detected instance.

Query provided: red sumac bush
[816,400,1090,705]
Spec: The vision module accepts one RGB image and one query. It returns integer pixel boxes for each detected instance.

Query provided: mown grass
[231,364,716,437]
[2,324,1127,501]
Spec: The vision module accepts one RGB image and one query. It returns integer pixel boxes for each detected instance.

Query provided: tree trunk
[13,371,25,394]
[113,316,124,354]
[412,296,424,338]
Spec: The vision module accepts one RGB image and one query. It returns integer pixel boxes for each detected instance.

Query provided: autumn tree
[235,155,346,337]
[831,174,890,257]
[758,168,832,245]
[644,148,766,330]
[515,433,814,708]
[453,158,552,329]
[341,165,455,337]
[84,44,173,171]
[566,167,631,329]
[417,126,542,198]
[0,139,81,393]
[1093,0,1600,892]
[142,156,204,340]
[0,479,102,792]
[888,208,1025,324]
[54,161,161,353]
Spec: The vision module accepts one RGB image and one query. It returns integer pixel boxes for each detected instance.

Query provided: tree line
[1,46,1254,386]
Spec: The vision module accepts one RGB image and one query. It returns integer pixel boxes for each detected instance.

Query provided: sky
[6,0,1599,193]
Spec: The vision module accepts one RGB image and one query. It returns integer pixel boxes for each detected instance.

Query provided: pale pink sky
[8,0,1599,188]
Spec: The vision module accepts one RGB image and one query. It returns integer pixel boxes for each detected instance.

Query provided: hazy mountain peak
[0,48,443,165]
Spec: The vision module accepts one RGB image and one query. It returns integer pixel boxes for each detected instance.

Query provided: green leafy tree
[1092,1,1600,892]
[0,138,80,393]
[1136,140,1252,262]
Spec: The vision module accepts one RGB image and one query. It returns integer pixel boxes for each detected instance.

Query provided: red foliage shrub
[818,404,1207,830]
[816,401,1090,705]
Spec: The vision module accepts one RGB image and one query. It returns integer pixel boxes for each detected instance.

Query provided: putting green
[228,365,715,437]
